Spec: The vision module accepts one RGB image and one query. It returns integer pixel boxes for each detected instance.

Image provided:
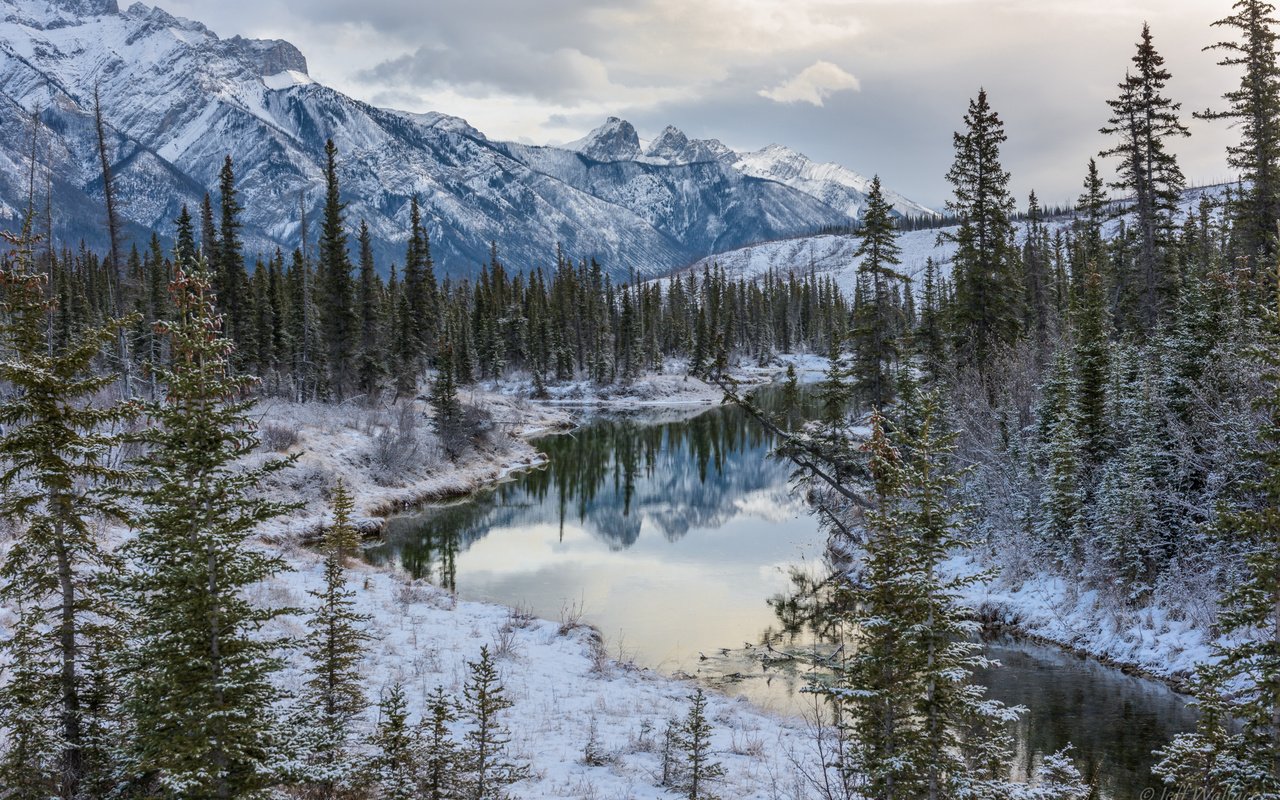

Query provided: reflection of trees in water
[368,387,814,583]
[765,566,1199,800]
[975,642,1197,800]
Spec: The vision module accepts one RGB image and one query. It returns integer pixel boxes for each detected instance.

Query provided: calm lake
[367,385,1198,799]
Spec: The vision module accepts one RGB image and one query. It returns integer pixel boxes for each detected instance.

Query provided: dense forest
[2,0,1280,799]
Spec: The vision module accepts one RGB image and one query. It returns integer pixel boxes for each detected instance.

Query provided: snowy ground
[476,353,829,409]
[268,545,823,800]
[955,553,1215,689]
[247,370,830,798]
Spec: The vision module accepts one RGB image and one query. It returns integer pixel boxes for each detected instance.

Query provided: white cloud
[758,61,861,106]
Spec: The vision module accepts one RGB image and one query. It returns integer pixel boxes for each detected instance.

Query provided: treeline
[39,147,850,408]
[791,3,1280,795]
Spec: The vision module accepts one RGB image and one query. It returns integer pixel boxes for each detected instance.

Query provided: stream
[366,385,1199,799]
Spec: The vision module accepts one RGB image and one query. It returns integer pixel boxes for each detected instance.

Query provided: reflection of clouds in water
[733,488,805,523]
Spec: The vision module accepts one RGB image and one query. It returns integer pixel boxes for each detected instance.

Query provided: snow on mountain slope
[682,184,1229,297]
[0,0,929,278]
[732,143,936,221]
[565,118,936,223]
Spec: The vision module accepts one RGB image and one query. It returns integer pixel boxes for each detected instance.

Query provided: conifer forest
[2,1,1280,799]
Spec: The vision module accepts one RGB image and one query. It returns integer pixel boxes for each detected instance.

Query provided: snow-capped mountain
[563,117,935,222]
[0,0,931,277]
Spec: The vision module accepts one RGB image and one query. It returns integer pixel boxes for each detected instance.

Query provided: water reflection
[366,387,1199,799]
[367,389,826,689]
[978,639,1197,800]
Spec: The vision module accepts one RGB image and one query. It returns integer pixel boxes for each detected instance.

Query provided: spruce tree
[292,481,372,799]
[120,260,296,798]
[1155,293,1280,795]
[1037,352,1086,567]
[318,139,355,399]
[942,89,1021,377]
[458,646,528,800]
[355,220,384,399]
[0,224,137,799]
[1200,0,1280,276]
[1099,23,1191,331]
[419,685,461,800]
[216,156,245,354]
[850,175,904,408]
[369,684,418,800]
[676,689,723,800]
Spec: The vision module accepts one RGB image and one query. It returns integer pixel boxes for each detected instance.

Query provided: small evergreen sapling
[419,685,461,800]
[369,684,419,800]
[675,689,723,800]
[292,480,373,799]
[459,645,529,800]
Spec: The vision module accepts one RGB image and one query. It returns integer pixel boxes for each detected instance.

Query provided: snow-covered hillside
[679,183,1230,295]
[0,0,930,277]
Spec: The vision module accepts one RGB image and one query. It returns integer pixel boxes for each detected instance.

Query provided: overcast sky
[163,0,1239,211]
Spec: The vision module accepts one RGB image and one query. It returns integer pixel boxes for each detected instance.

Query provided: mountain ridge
[0,0,933,277]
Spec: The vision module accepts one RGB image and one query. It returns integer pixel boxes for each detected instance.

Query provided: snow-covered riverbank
[245,369,828,798]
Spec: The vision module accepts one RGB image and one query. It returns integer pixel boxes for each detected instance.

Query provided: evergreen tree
[121,261,295,798]
[369,684,418,800]
[419,686,461,800]
[216,156,245,353]
[1200,0,1280,276]
[1099,23,1191,331]
[458,646,528,800]
[1072,262,1111,467]
[292,481,373,799]
[675,689,723,800]
[942,89,1021,377]
[318,140,355,399]
[0,225,136,799]
[850,175,904,408]
[1155,296,1280,795]
[430,332,465,458]
[1037,352,1086,567]
[355,220,384,399]
[1072,159,1109,301]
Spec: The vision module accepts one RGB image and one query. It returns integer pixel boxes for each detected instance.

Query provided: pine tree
[1200,0,1280,277]
[1155,293,1280,795]
[216,156,245,354]
[318,139,355,399]
[675,689,723,800]
[850,175,904,408]
[458,646,528,800]
[292,481,373,799]
[369,684,419,800]
[0,224,137,799]
[121,260,296,798]
[355,220,384,399]
[419,685,461,800]
[1099,23,1191,331]
[942,89,1021,377]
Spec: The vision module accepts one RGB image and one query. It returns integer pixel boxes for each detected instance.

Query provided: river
[366,386,1199,799]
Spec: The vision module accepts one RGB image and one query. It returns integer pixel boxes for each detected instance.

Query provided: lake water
[367,387,1199,798]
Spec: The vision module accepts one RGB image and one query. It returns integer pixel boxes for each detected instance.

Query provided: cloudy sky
[165,0,1238,210]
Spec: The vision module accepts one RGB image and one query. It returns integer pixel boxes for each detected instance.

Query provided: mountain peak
[567,117,641,162]
[227,35,308,76]
[642,125,734,166]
